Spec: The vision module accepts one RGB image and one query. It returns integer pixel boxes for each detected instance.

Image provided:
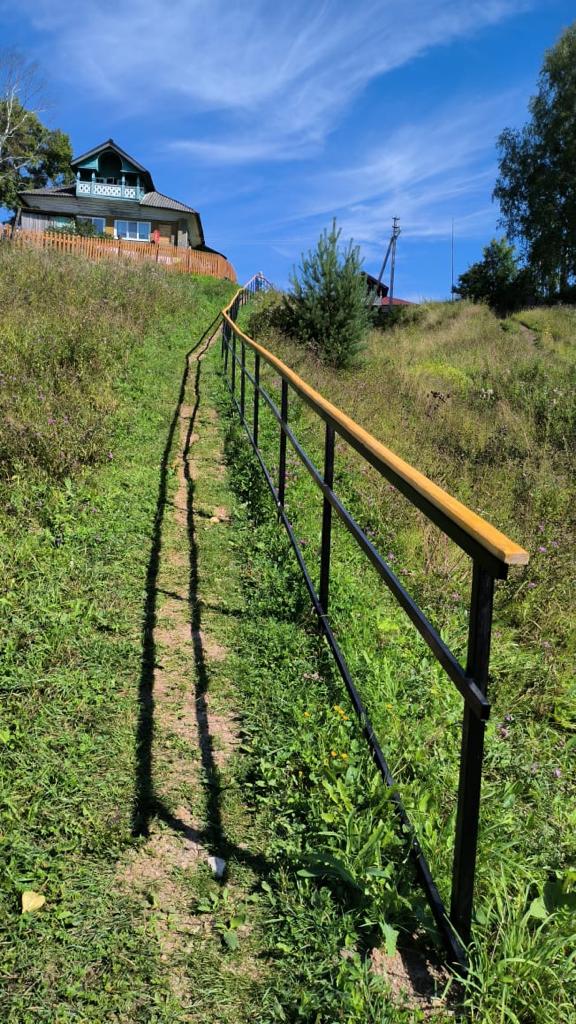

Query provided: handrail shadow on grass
[131,313,268,878]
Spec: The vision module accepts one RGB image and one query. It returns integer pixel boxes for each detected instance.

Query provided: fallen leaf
[21,891,46,914]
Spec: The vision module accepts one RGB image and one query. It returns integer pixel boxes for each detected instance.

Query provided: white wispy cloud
[268,92,523,247]
[12,0,531,161]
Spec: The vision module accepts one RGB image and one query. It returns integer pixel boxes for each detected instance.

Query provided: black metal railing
[219,275,529,970]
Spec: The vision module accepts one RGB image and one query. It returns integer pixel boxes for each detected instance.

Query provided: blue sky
[1,0,573,297]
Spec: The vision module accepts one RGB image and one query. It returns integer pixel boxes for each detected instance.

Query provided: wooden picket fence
[0,226,236,281]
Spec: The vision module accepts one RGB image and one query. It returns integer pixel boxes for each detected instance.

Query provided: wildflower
[385,703,394,711]
[340,753,348,761]
[497,725,510,740]
[553,768,562,779]
[331,750,337,758]
[107,451,114,460]
[303,711,310,718]
[538,545,547,554]
[451,592,461,602]
[527,582,536,589]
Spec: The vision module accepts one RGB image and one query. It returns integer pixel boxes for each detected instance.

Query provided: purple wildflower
[553,768,562,779]
[538,545,547,554]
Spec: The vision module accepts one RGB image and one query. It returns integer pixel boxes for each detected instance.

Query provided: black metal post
[278,379,288,508]
[240,340,246,419]
[223,324,229,373]
[231,334,236,394]
[319,423,335,613]
[450,563,495,952]
[253,352,260,448]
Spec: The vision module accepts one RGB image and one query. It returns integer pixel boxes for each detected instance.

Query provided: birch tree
[0,51,72,213]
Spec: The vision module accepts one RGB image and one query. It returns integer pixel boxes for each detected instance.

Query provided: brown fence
[0,226,236,281]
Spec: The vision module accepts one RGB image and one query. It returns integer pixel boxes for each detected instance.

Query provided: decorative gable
[72,139,155,200]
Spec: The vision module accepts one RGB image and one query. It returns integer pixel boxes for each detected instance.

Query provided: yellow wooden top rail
[222,288,529,570]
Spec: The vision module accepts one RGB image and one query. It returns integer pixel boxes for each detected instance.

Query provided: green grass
[218,296,576,1022]
[0,246,234,1020]
[2,247,574,1023]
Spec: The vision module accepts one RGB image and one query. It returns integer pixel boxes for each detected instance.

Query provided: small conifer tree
[284,220,371,368]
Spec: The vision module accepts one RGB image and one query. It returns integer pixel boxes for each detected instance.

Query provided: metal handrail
[219,275,529,970]
[222,288,528,575]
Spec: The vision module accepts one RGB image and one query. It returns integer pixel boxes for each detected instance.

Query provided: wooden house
[17,138,223,254]
[361,271,414,308]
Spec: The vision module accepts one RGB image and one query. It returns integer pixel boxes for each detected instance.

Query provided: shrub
[244,288,287,341]
[284,220,372,368]
[46,221,107,238]
[454,238,535,315]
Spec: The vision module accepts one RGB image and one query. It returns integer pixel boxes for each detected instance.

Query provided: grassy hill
[2,244,574,1023]
[234,295,576,1021]
[251,298,575,711]
[0,246,235,1020]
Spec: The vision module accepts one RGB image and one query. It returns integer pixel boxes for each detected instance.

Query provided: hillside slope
[235,296,576,1022]
[0,247,237,1020]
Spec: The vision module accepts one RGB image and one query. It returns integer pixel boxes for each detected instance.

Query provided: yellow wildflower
[331,750,337,758]
[340,753,349,761]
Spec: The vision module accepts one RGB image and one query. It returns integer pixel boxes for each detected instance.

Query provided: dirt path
[116,330,255,1012]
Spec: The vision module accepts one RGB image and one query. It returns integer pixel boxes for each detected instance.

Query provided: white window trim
[114,219,151,242]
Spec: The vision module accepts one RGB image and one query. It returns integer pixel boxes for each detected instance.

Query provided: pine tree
[285,220,371,369]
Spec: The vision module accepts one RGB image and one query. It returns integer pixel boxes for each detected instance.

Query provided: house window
[115,219,150,241]
[78,216,106,234]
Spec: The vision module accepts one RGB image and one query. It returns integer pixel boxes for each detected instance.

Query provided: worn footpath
[116,332,264,1018]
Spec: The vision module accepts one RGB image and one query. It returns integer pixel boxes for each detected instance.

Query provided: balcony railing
[76,180,145,200]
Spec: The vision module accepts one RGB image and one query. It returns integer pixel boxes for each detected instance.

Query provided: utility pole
[451,218,455,301]
[375,217,401,311]
[389,216,400,310]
